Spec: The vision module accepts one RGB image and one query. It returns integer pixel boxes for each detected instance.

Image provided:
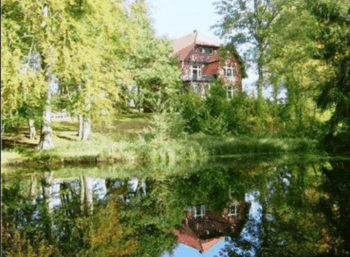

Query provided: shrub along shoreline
[1,130,322,167]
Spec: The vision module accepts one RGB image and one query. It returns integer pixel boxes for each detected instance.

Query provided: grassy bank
[1,114,207,166]
[1,115,323,166]
[191,133,320,156]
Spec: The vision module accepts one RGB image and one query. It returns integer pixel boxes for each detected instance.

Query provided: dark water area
[2,155,350,257]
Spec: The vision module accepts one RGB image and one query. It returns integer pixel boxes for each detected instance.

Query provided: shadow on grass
[1,138,37,151]
[56,134,78,141]
[52,121,78,132]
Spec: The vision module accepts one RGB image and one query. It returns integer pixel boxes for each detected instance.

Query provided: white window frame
[193,205,205,219]
[224,65,235,77]
[226,85,235,98]
[191,65,202,79]
[228,204,238,217]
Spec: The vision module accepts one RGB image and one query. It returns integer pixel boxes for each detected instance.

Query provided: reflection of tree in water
[319,161,350,255]
[2,173,138,256]
[2,172,181,257]
[5,159,347,257]
[218,160,350,257]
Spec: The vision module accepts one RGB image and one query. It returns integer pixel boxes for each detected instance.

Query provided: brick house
[173,201,246,254]
[172,30,246,98]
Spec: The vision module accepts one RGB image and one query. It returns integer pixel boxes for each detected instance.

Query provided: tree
[2,0,138,146]
[311,0,350,152]
[266,0,331,134]
[1,2,46,136]
[127,0,182,112]
[55,0,137,140]
[212,0,287,99]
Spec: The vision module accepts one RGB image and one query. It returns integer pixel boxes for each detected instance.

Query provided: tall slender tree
[212,0,287,99]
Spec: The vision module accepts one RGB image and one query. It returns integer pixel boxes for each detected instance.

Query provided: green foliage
[127,1,182,112]
[176,90,205,133]
[219,43,247,78]
[198,81,228,135]
[311,0,350,151]
[177,81,282,137]
[84,199,137,257]
[212,0,287,97]
[267,0,349,151]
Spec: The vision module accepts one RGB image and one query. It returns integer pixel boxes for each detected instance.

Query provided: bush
[176,91,205,133]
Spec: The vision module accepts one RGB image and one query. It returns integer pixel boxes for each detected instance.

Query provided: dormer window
[201,47,213,54]
[224,65,235,77]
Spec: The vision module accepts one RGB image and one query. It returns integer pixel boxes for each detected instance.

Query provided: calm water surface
[2,155,350,256]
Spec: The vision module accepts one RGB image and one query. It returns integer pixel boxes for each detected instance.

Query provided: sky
[143,0,260,96]
[161,238,227,257]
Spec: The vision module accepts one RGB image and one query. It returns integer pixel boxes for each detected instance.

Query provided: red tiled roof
[203,62,220,75]
[171,31,220,60]
[201,237,224,253]
[173,230,224,253]
[208,52,220,63]
[173,43,196,61]
[195,31,220,47]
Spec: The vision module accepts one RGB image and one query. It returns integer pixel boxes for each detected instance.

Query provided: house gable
[172,30,245,97]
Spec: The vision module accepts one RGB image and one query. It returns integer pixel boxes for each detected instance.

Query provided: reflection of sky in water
[222,191,263,257]
[49,178,146,208]
[51,178,107,207]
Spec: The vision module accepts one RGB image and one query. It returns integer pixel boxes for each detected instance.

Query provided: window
[191,65,201,80]
[193,205,205,219]
[202,84,210,97]
[224,65,235,77]
[226,86,235,98]
[193,83,199,93]
[201,47,213,54]
[228,204,238,217]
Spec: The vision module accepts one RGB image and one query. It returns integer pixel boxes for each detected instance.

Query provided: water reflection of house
[174,201,246,254]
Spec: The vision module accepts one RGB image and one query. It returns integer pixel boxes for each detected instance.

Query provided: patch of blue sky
[223,191,263,257]
[161,238,227,257]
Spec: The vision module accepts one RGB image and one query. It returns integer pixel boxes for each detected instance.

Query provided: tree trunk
[79,176,85,215]
[257,64,263,99]
[28,119,36,139]
[37,89,54,149]
[81,116,91,141]
[77,113,83,137]
[256,45,264,100]
[42,172,54,243]
[84,176,93,215]
[30,175,37,205]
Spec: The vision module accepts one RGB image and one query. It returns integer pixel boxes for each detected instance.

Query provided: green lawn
[1,114,153,165]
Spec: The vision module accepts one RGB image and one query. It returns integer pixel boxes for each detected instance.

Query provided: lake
[2,154,350,257]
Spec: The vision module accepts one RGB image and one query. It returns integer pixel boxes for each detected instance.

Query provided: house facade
[172,31,245,98]
[173,201,246,253]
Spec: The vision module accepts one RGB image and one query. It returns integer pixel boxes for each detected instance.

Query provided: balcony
[181,74,215,82]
